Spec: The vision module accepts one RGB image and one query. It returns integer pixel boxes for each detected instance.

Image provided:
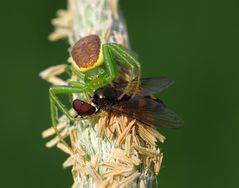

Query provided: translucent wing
[113,77,174,96]
[112,96,183,129]
[140,77,174,96]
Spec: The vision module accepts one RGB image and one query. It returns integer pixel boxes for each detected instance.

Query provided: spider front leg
[49,83,92,139]
[103,43,141,97]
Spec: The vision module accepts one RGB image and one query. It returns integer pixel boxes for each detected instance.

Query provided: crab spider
[49,35,141,130]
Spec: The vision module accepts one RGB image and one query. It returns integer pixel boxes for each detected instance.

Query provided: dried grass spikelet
[42,112,71,148]
[48,0,129,46]
[95,112,165,185]
[42,110,165,187]
[39,64,68,85]
[48,0,73,41]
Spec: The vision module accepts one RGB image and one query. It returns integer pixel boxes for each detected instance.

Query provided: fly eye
[73,99,82,111]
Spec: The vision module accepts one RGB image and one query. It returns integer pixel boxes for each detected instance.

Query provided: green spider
[49,35,141,129]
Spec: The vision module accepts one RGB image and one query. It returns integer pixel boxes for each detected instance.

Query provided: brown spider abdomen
[71,35,101,69]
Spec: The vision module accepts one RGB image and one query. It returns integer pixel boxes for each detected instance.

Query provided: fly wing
[113,77,174,96]
[140,77,174,96]
[112,96,183,129]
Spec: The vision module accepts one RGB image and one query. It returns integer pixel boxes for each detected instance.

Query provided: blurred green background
[0,0,239,187]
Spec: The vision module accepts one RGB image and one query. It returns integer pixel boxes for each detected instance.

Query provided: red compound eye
[73,99,97,116]
[73,99,82,112]
[81,103,92,113]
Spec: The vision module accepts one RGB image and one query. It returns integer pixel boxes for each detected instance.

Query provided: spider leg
[49,86,88,121]
[101,44,117,84]
[69,64,85,80]
[104,43,141,98]
[49,83,92,143]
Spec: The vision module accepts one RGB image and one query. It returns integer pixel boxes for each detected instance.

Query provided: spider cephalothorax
[92,86,118,107]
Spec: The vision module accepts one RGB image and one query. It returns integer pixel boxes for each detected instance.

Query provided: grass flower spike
[40,0,183,187]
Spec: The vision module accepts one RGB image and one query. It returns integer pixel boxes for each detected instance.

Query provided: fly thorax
[93,86,118,108]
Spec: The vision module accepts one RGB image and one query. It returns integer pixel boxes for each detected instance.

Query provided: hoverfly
[73,77,183,129]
